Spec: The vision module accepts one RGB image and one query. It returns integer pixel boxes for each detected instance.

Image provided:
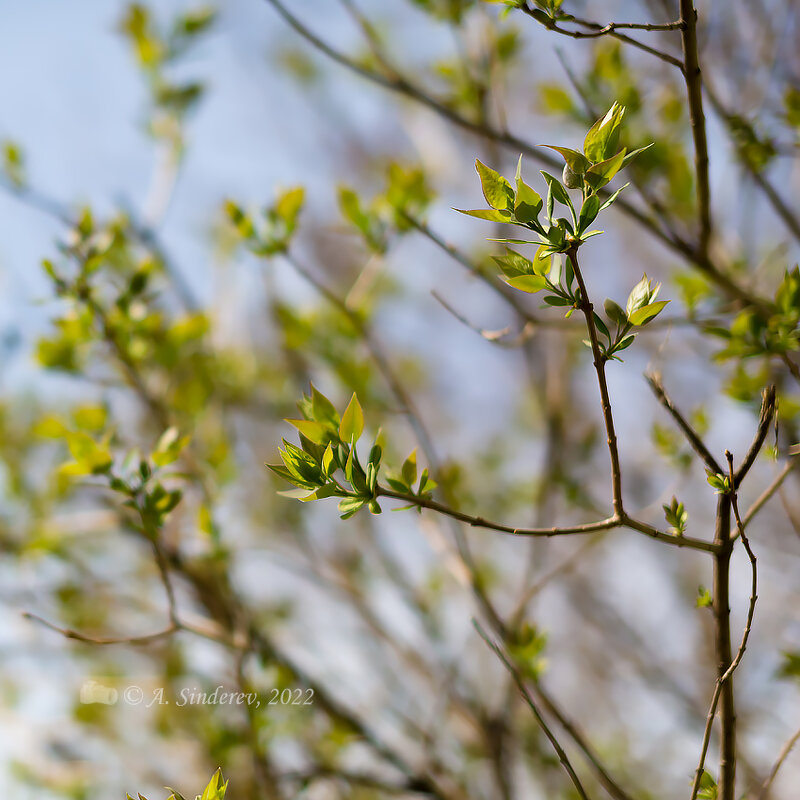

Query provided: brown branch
[377,485,718,552]
[690,453,759,800]
[473,621,592,800]
[679,0,713,257]
[567,246,624,516]
[520,7,684,69]
[571,17,684,33]
[758,725,800,799]
[734,386,777,487]
[646,372,723,474]
[732,454,800,541]
[23,612,179,646]
[431,290,536,347]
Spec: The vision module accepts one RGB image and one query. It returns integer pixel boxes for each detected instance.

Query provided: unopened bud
[562,164,584,189]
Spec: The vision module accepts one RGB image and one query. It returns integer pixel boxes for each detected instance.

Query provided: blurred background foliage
[0,1,799,798]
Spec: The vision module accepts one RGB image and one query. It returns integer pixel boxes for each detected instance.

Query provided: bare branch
[521,7,684,69]
[732,454,800,540]
[734,385,778,487]
[646,372,723,474]
[758,725,800,800]
[679,0,713,257]
[473,620,592,800]
[23,612,179,646]
[377,486,718,552]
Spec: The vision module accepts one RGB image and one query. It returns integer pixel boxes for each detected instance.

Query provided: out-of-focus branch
[23,612,179,646]
[646,372,723,474]
[703,84,800,245]
[679,0,713,258]
[732,454,800,541]
[473,621,591,800]
[758,724,800,799]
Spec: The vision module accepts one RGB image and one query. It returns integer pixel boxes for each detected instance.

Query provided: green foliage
[454,104,662,357]
[663,496,688,536]
[131,769,227,800]
[268,388,383,518]
[705,470,731,495]
[1,139,25,187]
[224,187,305,256]
[710,267,800,360]
[696,586,713,609]
[508,623,548,679]
[269,387,440,519]
[777,651,800,681]
[697,770,718,799]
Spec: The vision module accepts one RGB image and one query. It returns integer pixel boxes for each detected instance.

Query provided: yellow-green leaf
[339,393,364,443]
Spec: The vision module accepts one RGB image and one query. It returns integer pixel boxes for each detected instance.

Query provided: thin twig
[679,0,713,258]
[571,17,684,33]
[646,372,723,474]
[732,454,800,541]
[432,290,536,347]
[377,486,717,552]
[473,621,591,800]
[758,725,800,799]
[23,612,179,646]
[568,246,624,516]
[734,386,777,487]
[520,7,684,69]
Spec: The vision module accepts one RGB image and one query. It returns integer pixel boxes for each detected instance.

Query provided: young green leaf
[285,418,333,445]
[628,300,669,327]
[454,207,514,223]
[696,586,713,609]
[338,496,367,519]
[621,142,655,169]
[339,393,364,443]
[578,194,601,233]
[507,275,549,293]
[514,158,543,224]
[475,159,515,210]
[584,102,625,163]
[539,145,590,175]
[310,384,340,427]
[604,298,628,326]
[584,148,627,191]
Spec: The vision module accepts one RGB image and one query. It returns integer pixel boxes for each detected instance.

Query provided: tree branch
[690,452,759,800]
[520,6,684,69]
[568,246,624,516]
[473,621,592,800]
[679,0,713,257]
[377,486,718,552]
[734,386,777,488]
[646,372,723,474]
[758,724,800,799]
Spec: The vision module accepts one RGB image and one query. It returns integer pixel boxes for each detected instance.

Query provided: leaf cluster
[267,387,436,520]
